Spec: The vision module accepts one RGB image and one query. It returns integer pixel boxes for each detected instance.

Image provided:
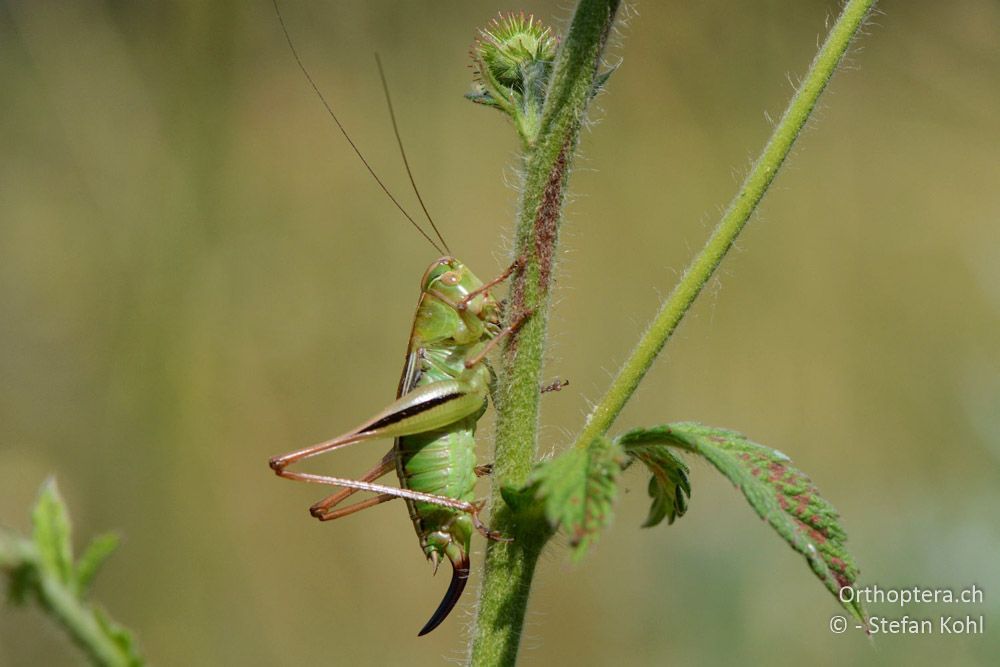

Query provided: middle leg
[309,448,396,520]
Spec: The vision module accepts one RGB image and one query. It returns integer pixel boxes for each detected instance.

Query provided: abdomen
[396,421,477,537]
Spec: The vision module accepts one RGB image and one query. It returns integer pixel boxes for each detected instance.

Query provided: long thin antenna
[271,0,444,255]
[374,54,451,255]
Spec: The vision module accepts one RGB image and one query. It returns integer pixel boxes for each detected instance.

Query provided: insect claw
[429,551,440,575]
[470,501,512,542]
[540,378,569,394]
[457,256,525,310]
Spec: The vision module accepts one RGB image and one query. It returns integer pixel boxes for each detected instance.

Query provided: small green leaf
[4,480,145,664]
[76,533,120,593]
[525,437,625,560]
[6,561,37,606]
[94,606,144,666]
[1,528,37,605]
[616,423,865,622]
[31,478,75,588]
[499,483,535,514]
[464,88,502,109]
[589,62,619,100]
[621,442,690,527]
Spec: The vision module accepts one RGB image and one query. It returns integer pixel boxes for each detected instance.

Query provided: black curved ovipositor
[417,554,470,636]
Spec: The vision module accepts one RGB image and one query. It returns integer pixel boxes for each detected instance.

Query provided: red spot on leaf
[795,493,810,515]
[829,556,847,573]
[807,527,827,546]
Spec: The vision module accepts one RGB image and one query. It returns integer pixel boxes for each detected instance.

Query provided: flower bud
[467,12,559,146]
[475,12,557,91]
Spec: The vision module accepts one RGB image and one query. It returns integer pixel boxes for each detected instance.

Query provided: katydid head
[421,256,502,332]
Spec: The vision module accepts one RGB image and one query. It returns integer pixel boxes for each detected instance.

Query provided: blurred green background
[2,1,998,665]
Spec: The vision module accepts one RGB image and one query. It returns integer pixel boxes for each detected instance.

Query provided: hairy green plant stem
[37,573,133,667]
[572,0,876,453]
[0,533,134,667]
[469,1,620,665]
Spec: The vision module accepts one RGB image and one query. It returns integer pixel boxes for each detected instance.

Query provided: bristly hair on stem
[467,2,622,666]
[466,0,876,665]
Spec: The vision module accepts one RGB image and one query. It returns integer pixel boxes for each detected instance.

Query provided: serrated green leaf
[31,478,75,588]
[621,443,690,527]
[76,533,120,593]
[616,423,865,622]
[525,437,625,560]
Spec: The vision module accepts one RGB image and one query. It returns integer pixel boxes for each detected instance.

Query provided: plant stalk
[572,0,877,452]
[38,573,133,667]
[469,1,620,665]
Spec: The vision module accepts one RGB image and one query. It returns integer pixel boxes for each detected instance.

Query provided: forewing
[396,349,422,399]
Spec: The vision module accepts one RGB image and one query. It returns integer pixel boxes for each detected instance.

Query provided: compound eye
[441,271,461,286]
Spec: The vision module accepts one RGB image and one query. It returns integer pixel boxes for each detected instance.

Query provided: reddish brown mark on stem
[504,141,572,360]
[534,144,570,290]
